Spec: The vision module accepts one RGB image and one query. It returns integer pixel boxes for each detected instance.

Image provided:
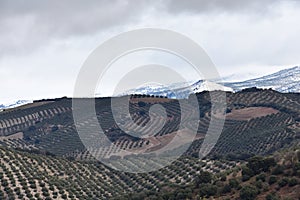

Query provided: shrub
[268,175,277,185]
[254,180,263,189]
[222,184,231,194]
[256,173,266,182]
[242,174,251,182]
[247,157,276,174]
[288,178,298,187]
[242,166,254,181]
[195,171,212,187]
[199,184,218,197]
[220,174,227,182]
[278,178,288,187]
[293,162,300,171]
[240,185,258,200]
[272,165,284,175]
[229,178,239,189]
[265,192,280,200]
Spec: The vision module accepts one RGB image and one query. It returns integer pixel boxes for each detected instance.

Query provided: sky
[0,0,300,103]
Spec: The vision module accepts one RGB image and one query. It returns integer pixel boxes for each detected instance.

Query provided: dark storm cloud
[0,0,149,57]
[1,0,296,57]
[1,0,150,36]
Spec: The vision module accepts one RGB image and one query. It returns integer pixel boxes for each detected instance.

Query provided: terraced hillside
[187,88,300,159]
[0,88,299,199]
[0,146,238,199]
[0,88,299,160]
[0,143,299,199]
[117,146,300,200]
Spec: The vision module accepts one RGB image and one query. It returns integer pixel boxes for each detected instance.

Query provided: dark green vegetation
[0,88,299,199]
[115,148,300,199]
[1,146,299,199]
[0,146,238,199]
[0,88,299,159]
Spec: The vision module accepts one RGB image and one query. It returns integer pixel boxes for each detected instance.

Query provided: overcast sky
[0,0,299,103]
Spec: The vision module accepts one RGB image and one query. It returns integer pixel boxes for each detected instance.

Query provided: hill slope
[0,89,299,160]
[0,89,299,199]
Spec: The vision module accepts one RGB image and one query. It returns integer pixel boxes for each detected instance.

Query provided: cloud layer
[0,0,299,102]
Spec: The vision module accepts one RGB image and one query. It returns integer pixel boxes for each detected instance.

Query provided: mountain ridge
[2,66,299,109]
[224,66,300,93]
[0,100,32,110]
[120,66,300,98]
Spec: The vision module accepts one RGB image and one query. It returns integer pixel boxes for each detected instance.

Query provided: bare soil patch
[130,97,174,104]
[226,107,279,121]
[0,132,23,141]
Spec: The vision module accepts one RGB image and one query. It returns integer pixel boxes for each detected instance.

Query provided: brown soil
[226,107,279,121]
[0,132,23,140]
[130,97,175,104]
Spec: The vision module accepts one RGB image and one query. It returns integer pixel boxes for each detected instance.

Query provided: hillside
[116,147,300,200]
[0,88,299,159]
[0,144,299,199]
[0,88,299,199]
[0,146,240,199]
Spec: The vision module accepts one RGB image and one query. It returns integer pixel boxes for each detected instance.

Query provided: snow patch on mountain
[0,100,32,110]
[223,66,300,93]
[192,80,233,93]
[120,66,299,98]
[121,80,232,99]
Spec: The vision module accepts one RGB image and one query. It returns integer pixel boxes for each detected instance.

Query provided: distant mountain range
[121,80,233,99]
[0,100,32,110]
[223,66,300,93]
[1,66,299,109]
[122,66,300,98]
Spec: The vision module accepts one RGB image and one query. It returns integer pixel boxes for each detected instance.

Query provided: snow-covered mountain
[223,66,300,93]
[192,80,233,93]
[121,80,233,99]
[121,66,299,98]
[2,67,298,107]
[0,100,32,110]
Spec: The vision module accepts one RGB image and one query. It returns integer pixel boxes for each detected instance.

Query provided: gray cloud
[0,0,299,102]
[1,0,298,58]
[0,0,149,57]
[164,0,292,14]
